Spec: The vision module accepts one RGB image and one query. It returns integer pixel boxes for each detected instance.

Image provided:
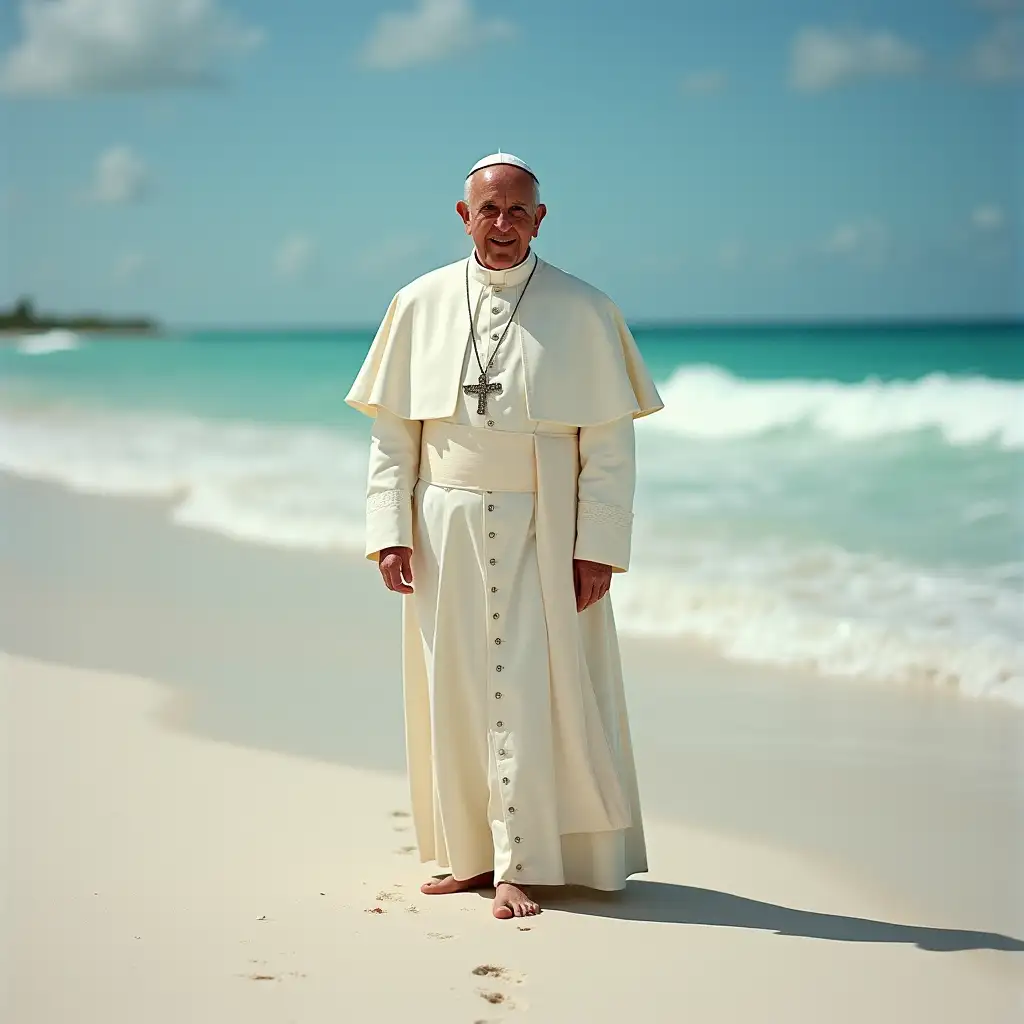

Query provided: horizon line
[162,314,1024,333]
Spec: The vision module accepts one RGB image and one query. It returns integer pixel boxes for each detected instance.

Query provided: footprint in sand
[472,964,525,1009]
[376,890,404,903]
[427,932,453,940]
[478,990,510,1006]
[242,969,307,982]
[389,810,411,818]
[472,964,525,984]
[396,845,417,855]
[472,965,508,980]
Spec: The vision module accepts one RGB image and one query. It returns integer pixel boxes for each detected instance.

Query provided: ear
[532,204,547,238]
[456,200,472,234]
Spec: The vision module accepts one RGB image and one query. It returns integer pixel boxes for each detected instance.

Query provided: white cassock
[346,252,663,890]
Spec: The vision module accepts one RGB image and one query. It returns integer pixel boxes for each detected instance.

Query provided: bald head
[457,164,547,270]
[464,164,540,206]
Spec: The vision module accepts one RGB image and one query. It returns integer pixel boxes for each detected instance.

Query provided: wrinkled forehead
[466,165,538,207]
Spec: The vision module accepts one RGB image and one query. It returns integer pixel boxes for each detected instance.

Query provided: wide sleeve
[365,407,422,561]
[573,414,636,572]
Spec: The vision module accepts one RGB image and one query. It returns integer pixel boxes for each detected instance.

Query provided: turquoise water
[2,322,1022,704]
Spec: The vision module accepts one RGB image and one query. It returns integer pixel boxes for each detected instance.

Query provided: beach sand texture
[4,474,1024,1023]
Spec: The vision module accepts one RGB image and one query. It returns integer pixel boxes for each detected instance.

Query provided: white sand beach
[4,473,1023,1023]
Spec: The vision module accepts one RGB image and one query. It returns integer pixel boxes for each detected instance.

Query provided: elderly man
[346,152,663,920]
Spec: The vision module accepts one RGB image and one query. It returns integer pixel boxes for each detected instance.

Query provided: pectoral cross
[463,372,502,416]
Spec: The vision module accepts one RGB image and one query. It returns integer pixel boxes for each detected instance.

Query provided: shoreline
[2,472,1022,934]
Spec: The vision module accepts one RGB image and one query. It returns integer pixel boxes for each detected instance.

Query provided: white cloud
[822,219,890,265]
[87,146,150,204]
[359,235,427,273]
[275,233,316,280]
[716,241,745,270]
[972,204,1006,230]
[361,0,514,70]
[113,251,150,282]
[790,27,923,91]
[964,19,1023,81]
[681,70,728,95]
[1,0,263,95]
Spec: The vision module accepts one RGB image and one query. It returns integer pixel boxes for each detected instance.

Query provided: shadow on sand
[538,881,1024,953]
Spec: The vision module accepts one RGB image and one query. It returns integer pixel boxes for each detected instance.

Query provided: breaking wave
[651,366,1024,450]
[14,330,83,356]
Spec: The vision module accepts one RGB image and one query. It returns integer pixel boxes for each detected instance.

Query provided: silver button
[491,586,498,593]
[498,748,506,756]
[491,306,501,314]
[496,665,503,672]
[486,420,495,427]
[487,504,494,511]
[516,863,523,871]
[495,638,502,645]
[495,691,502,698]
[494,286,503,292]
[489,558,496,565]
[491,332,499,340]
[488,531,496,538]
[502,777,510,785]
[514,837,521,844]
[508,806,515,813]
[492,613,500,620]
[496,720,503,728]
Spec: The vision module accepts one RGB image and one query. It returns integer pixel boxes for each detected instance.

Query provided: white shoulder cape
[345,257,663,426]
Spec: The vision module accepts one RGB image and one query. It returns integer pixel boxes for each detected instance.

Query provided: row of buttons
[486,278,527,876]
[485,489,524,873]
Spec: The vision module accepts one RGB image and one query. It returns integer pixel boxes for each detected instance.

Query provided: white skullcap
[466,151,538,183]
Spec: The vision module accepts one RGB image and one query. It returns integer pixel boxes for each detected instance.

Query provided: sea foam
[14,330,83,355]
[0,395,1020,708]
[650,366,1024,450]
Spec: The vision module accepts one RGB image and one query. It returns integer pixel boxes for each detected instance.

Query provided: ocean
[2,322,1021,706]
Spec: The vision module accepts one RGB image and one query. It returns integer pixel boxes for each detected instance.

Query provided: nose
[494,211,512,233]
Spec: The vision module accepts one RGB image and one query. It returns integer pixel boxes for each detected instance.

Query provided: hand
[574,559,612,612]
[379,546,414,594]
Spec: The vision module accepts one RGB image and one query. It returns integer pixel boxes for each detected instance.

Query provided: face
[457,165,546,270]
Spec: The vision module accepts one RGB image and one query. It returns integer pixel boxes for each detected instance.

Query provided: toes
[493,903,514,920]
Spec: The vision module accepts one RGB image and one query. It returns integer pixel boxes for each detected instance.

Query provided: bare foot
[493,882,540,919]
[420,871,492,896]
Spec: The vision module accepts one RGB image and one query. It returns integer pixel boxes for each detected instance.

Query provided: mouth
[488,237,517,248]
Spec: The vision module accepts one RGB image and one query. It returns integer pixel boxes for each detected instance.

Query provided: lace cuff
[575,500,633,572]
[366,488,413,559]
[578,501,633,530]
[367,488,409,514]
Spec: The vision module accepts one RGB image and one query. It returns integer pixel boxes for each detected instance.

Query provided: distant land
[0,297,159,335]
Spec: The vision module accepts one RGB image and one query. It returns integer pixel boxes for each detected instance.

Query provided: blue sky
[0,0,1020,325]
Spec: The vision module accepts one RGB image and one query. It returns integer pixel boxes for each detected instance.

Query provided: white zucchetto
[466,151,538,183]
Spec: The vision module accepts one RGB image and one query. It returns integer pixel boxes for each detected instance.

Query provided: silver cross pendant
[463,372,502,416]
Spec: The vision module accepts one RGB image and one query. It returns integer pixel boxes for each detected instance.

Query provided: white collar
[468,249,538,288]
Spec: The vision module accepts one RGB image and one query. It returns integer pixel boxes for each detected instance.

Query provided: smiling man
[346,152,663,919]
